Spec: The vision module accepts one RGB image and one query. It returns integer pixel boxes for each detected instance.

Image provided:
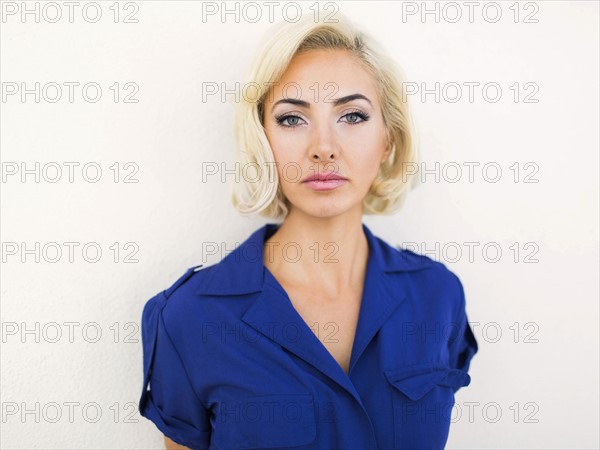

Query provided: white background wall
[1,1,598,448]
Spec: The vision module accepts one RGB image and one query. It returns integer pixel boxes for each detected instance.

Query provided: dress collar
[195,222,432,297]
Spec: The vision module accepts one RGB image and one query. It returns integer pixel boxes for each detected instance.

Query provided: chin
[296,199,359,219]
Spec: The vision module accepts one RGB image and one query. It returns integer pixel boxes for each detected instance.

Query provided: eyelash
[274,110,371,128]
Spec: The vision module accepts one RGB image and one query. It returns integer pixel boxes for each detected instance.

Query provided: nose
[309,121,340,162]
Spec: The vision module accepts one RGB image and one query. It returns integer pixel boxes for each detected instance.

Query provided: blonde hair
[231,10,420,219]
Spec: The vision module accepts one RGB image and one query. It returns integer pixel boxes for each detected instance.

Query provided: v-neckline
[260,226,375,379]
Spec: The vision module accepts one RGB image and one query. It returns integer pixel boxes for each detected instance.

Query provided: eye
[275,114,305,128]
[340,110,370,125]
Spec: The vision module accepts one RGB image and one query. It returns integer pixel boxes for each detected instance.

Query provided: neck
[264,208,369,297]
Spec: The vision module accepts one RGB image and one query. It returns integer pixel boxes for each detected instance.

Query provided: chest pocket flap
[384,365,471,401]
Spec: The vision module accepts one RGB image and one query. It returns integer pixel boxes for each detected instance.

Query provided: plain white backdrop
[1,1,598,448]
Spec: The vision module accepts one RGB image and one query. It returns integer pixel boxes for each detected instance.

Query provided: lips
[302,171,347,183]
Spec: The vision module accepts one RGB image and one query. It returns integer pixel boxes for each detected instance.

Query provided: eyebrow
[271,93,373,112]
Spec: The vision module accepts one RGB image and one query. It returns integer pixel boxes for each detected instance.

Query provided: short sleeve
[138,292,212,450]
[447,275,478,383]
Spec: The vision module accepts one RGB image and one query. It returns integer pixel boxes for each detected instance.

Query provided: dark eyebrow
[271,93,372,112]
[272,98,310,110]
[332,93,373,107]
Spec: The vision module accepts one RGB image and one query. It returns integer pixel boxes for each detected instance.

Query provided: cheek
[269,139,305,179]
[352,146,385,175]
[346,123,387,162]
[269,149,297,188]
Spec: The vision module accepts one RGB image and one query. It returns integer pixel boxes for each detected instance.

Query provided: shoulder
[395,244,461,282]
[139,263,223,351]
[162,264,213,300]
[141,263,219,320]
[393,246,466,307]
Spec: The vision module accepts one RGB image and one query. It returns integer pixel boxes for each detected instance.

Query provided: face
[262,49,390,219]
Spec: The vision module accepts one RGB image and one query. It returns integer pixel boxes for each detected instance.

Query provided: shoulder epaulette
[163,264,204,299]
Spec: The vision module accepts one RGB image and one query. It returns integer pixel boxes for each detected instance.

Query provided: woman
[139,10,478,450]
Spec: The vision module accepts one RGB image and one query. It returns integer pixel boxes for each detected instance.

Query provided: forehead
[267,49,378,103]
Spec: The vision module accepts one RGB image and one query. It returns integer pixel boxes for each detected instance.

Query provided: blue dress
[138,222,478,449]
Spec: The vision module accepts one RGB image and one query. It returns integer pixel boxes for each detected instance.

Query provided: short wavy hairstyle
[230,10,420,219]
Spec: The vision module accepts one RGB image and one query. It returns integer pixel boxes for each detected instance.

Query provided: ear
[381,143,392,164]
[381,128,393,163]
